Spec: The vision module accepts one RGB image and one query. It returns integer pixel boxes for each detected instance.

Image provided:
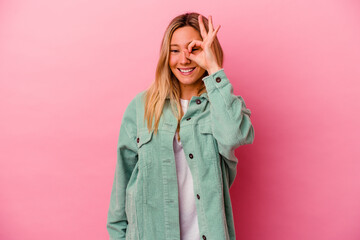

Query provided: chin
[176,75,200,85]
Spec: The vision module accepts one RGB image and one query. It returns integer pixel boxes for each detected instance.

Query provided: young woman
[107,12,254,240]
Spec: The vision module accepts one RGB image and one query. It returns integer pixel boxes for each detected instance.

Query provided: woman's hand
[185,15,222,75]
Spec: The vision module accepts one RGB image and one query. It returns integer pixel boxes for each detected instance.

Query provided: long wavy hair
[144,12,224,140]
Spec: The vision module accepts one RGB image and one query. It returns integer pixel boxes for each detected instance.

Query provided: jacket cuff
[202,68,228,92]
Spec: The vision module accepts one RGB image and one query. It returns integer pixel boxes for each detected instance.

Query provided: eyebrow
[170,41,192,47]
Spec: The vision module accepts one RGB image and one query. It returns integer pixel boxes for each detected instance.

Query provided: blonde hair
[144,12,224,140]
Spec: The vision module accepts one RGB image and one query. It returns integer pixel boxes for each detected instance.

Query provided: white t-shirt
[173,98,200,240]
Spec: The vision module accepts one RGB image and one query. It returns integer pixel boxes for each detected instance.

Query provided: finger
[187,52,196,62]
[188,40,203,52]
[208,15,214,33]
[198,15,208,39]
[207,24,221,44]
[213,24,221,37]
[184,50,195,61]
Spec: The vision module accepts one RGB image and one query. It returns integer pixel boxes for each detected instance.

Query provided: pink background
[1,0,359,239]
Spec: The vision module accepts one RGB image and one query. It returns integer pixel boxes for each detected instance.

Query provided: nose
[180,50,190,64]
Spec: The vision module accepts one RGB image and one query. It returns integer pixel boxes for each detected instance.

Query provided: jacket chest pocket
[199,123,219,165]
[136,129,154,168]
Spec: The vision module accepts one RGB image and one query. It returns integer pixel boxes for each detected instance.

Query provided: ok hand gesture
[185,15,222,75]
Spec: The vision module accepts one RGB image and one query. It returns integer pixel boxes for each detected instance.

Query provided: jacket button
[186,117,191,121]
[137,137,139,143]
[216,77,221,83]
[197,194,200,199]
[189,153,193,159]
[196,99,201,104]
[202,235,206,240]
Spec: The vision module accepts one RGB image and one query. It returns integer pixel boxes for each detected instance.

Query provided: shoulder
[121,90,148,132]
[136,89,148,106]
[124,90,147,113]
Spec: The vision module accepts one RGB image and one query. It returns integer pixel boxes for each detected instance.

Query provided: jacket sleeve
[107,96,138,240]
[202,69,255,185]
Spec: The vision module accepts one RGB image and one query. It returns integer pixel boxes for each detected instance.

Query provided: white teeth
[179,68,195,73]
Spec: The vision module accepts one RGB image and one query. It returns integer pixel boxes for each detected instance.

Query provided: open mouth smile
[178,67,196,75]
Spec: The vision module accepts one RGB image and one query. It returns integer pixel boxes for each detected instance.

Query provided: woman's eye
[170,50,178,53]
[192,48,199,51]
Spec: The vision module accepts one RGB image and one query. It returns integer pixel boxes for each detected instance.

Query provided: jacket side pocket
[136,129,154,205]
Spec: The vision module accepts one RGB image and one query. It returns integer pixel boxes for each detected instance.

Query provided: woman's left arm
[186,14,254,162]
[202,68,254,162]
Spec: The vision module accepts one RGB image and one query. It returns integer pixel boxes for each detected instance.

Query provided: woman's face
[169,26,206,87]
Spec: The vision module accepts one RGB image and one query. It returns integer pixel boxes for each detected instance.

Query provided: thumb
[184,50,196,62]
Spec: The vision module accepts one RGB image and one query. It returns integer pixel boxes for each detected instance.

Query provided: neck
[179,80,203,100]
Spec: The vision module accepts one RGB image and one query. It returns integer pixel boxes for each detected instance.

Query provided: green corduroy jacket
[107,69,255,240]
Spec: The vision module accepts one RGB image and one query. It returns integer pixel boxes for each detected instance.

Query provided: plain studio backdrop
[0,0,359,239]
